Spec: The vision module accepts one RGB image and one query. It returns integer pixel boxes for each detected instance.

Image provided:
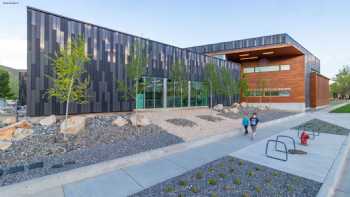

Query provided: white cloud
[0,39,26,70]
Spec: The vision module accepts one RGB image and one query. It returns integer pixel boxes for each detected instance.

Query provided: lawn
[331,103,350,113]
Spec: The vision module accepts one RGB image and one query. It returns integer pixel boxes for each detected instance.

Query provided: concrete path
[333,153,350,197]
[3,108,349,197]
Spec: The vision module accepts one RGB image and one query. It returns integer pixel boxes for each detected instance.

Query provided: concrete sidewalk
[2,109,348,197]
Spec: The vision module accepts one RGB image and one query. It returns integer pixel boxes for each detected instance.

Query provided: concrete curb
[316,133,350,197]
[328,101,350,112]
[0,112,306,196]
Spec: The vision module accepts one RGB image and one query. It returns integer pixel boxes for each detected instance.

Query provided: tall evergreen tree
[0,68,14,99]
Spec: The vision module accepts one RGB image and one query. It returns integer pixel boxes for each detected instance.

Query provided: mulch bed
[196,115,224,122]
[131,156,321,197]
[166,118,198,127]
[292,119,350,136]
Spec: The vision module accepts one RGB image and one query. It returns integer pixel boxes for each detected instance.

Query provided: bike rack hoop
[265,139,288,162]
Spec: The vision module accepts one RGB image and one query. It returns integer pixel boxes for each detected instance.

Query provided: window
[247,88,290,97]
[243,67,255,73]
[255,65,279,72]
[280,65,290,71]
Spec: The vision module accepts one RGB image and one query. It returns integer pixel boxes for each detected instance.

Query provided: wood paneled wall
[310,72,330,108]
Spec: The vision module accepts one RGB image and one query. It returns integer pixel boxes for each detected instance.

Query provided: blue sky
[0,0,349,78]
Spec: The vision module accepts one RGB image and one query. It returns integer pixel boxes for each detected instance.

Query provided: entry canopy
[209,44,305,62]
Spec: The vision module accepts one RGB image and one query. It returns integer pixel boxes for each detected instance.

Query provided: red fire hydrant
[300,131,309,145]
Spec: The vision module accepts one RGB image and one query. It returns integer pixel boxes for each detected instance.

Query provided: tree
[331,65,350,99]
[256,78,269,103]
[47,37,90,123]
[239,73,249,102]
[169,60,186,107]
[0,68,14,99]
[204,63,220,108]
[117,39,148,107]
[221,66,239,105]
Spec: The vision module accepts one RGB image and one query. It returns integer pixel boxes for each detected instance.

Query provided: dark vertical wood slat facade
[26,7,240,116]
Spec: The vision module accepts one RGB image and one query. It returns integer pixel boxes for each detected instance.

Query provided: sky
[0,0,349,79]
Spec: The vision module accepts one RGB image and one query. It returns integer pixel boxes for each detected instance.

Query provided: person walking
[250,112,259,140]
[242,112,250,135]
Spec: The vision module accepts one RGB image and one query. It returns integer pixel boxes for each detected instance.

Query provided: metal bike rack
[275,135,296,152]
[265,139,288,161]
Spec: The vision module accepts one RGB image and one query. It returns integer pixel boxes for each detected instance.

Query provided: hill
[0,65,26,99]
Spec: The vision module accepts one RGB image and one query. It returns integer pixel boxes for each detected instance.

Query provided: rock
[60,116,86,135]
[13,128,33,141]
[223,108,229,113]
[0,120,32,141]
[213,104,224,111]
[39,115,57,126]
[0,140,12,151]
[112,116,128,127]
[231,102,240,108]
[240,102,248,108]
[3,117,16,125]
[130,114,151,127]
[230,107,240,114]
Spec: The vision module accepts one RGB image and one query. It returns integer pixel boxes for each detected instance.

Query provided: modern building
[188,34,329,111]
[24,7,329,116]
[25,7,240,116]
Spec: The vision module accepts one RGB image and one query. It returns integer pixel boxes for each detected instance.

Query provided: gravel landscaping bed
[292,118,350,136]
[196,115,224,122]
[0,115,183,186]
[218,107,298,123]
[166,118,198,127]
[130,156,321,197]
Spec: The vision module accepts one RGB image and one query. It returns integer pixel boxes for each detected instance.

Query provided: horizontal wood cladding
[27,8,240,116]
[310,72,330,108]
[240,55,305,103]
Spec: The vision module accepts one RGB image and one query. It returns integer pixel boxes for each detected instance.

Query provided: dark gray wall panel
[27,7,240,116]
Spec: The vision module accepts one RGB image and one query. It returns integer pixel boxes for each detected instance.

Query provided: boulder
[3,116,16,125]
[0,126,16,141]
[0,120,32,141]
[230,107,240,114]
[231,102,240,108]
[13,128,33,141]
[130,114,151,127]
[213,104,224,111]
[0,140,12,151]
[39,115,57,126]
[223,108,230,113]
[60,116,86,135]
[112,116,128,127]
[240,102,248,108]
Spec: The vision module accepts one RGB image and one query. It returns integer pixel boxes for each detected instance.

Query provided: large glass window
[243,67,255,73]
[247,88,290,97]
[243,64,291,73]
[280,65,291,71]
[255,65,279,72]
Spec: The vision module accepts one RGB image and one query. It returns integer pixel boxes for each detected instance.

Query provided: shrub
[272,171,279,176]
[195,172,203,179]
[218,173,227,179]
[242,192,250,197]
[178,180,188,187]
[208,178,217,185]
[208,167,215,173]
[164,186,174,193]
[191,186,199,193]
[247,170,254,177]
[218,163,225,168]
[265,177,272,184]
[238,160,244,166]
[211,192,218,197]
[233,178,241,185]
[178,194,185,197]
[287,185,293,192]
[255,167,261,171]
[255,186,261,193]
[223,185,232,190]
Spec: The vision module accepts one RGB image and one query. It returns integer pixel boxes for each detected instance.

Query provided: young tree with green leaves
[47,37,90,123]
[239,73,249,102]
[116,39,148,108]
[221,67,239,105]
[0,68,14,99]
[204,63,220,108]
[169,60,186,107]
[331,65,350,99]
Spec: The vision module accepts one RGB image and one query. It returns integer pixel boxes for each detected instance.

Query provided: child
[242,112,249,135]
[250,112,259,140]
